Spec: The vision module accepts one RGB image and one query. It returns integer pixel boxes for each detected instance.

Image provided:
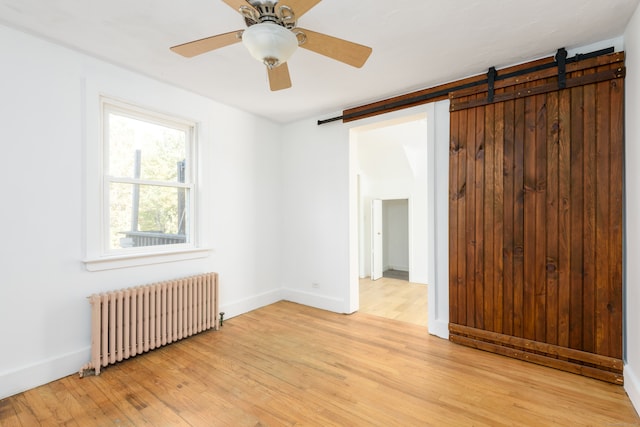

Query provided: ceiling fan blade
[267,63,292,91]
[278,0,322,18]
[170,30,242,58]
[296,28,372,68]
[221,0,258,15]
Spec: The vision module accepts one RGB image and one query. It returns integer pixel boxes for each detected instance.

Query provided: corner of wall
[428,320,450,340]
[282,288,348,314]
[220,288,285,320]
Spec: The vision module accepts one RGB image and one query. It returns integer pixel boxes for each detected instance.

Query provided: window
[102,99,196,254]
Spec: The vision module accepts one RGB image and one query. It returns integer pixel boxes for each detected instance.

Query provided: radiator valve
[219,311,225,327]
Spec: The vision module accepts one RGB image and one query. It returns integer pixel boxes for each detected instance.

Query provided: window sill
[83,247,211,271]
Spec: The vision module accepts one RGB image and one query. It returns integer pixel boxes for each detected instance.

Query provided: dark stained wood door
[448,52,625,384]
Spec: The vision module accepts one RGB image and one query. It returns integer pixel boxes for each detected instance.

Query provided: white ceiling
[0,0,638,124]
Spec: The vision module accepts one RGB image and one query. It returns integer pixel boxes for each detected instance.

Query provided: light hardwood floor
[1,301,638,426]
[359,276,428,326]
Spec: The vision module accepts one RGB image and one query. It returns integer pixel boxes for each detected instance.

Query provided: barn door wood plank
[483,103,496,332]
[502,99,516,337]
[466,103,477,328]
[582,76,597,354]
[569,80,585,351]
[534,94,548,343]
[557,87,572,349]
[595,77,611,357]
[475,104,486,329]
[458,109,468,326]
[545,91,560,345]
[493,100,505,334]
[449,111,461,325]
[513,96,526,338]
[523,95,537,341]
[608,76,624,359]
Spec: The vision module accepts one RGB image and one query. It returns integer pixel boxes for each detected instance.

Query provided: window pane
[109,182,189,250]
[108,113,187,182]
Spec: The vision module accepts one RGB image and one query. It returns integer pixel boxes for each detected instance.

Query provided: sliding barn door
[448,52,625,384]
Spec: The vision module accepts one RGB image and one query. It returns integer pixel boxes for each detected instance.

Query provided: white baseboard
[0,348,90,400]
[282,288,347,313]
[220,288,284,320]
[625,364,640,417]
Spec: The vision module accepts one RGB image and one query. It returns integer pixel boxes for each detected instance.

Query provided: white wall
[0,24,283,399]
[624,1,640,414]
[280,118,351,312]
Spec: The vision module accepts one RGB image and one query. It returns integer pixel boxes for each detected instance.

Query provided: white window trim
[101,99,197,254]
[83,83,211,271]
[84,248,210,272]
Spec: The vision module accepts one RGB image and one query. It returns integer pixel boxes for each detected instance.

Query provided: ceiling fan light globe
[242,22,298,67]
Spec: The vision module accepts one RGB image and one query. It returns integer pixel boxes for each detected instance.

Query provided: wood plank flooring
[359,276,428,326]
[1,301,638,426]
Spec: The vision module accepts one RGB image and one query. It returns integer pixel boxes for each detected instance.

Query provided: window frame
[84,94,208,271]
[102,99,196,255]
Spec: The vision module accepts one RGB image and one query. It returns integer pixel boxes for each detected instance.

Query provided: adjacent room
[354,114,429,326]
[2,0,640,424]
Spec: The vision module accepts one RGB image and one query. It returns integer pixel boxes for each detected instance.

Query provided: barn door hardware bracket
[487,67,497,103]
[556,48,568,89]
[567,46,614,64]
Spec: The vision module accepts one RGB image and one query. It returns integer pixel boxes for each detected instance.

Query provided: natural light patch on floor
[359,276,427,327]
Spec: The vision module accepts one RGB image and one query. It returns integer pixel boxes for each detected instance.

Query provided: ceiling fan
[170,0,373,91]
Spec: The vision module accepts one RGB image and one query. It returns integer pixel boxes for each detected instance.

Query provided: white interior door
[371,199,383,280]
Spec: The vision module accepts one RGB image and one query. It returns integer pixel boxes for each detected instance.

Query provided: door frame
[371,198,384,280]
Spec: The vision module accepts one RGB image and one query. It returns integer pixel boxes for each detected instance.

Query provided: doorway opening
[352,113,428,326]
[371,198,410,281]
[347,101,450,337]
